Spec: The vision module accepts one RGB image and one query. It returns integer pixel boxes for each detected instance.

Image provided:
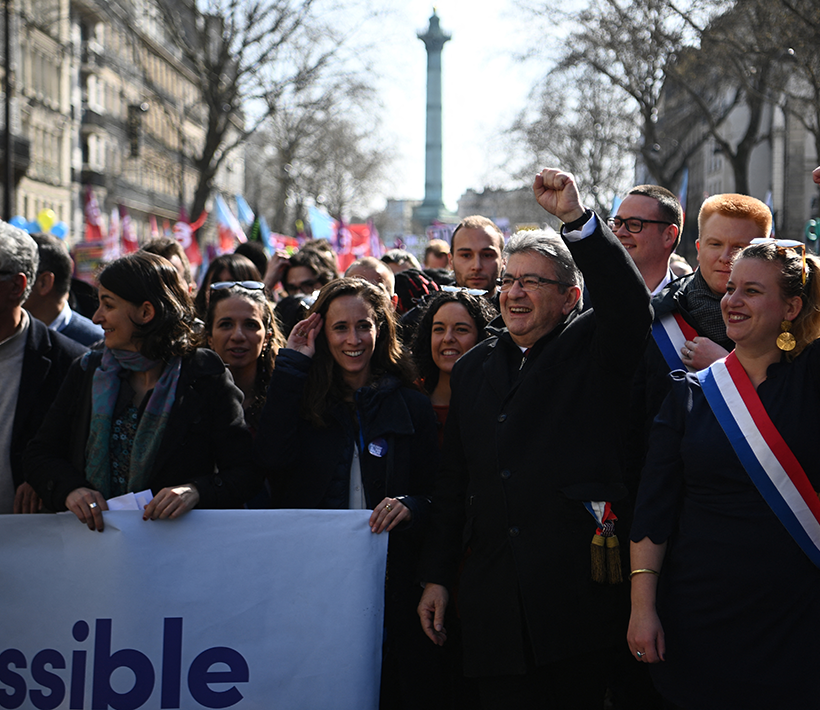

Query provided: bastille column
[415,9,451,228]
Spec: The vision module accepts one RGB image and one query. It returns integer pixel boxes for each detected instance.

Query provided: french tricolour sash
[652,312,698,372]
[698,352,820,568]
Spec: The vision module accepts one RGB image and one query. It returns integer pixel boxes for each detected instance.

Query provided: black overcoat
[420,218,652,677]
[25,348,260,510]
[11,315,87,489]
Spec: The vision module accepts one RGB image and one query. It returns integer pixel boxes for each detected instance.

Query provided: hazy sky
[369,1,546,212]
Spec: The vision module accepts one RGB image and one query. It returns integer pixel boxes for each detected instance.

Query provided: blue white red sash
[652,312,698,372]
[584,501,616,533]
[698,352,820,568]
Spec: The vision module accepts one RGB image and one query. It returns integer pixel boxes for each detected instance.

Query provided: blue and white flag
[234,195,255,226]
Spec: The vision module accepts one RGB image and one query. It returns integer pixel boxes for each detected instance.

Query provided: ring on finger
[384,503,393,513]
[636,651,644,658]
[89,502,98,509]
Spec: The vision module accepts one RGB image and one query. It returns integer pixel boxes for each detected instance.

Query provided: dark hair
[203,285,284,427]
[283,244,338,288]
[274,294,312,339]
[627,184,683,249]
[194,253,262,319]
[412,290,496,393]
[98,251,197,360]
[381,249,421,270]
[141,238,193,288]
[734,242,820,360]
[234,241,269,278]
[31,233,72,296]
[302,278,418,427]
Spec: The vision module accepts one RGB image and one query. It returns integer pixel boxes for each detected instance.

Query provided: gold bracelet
[629,568,660,580]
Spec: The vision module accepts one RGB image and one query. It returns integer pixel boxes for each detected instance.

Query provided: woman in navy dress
[628,240,820,709]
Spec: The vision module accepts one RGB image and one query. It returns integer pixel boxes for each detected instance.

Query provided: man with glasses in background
[418,169,651,709]
[608,185,682,296]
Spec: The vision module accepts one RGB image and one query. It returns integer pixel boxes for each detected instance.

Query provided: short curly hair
[411,290,497,393]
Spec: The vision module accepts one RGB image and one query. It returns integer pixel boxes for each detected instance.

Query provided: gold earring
[777,320,796,351]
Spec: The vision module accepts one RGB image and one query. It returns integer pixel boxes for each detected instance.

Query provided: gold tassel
[606,534,623,584]
[591,533,607,583]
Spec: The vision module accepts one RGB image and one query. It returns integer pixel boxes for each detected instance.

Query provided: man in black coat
[417,169,652,708]
[0,221,87,514]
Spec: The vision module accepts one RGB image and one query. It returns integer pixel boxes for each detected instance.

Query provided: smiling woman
[24,252,263,532]
[411,289,497,444]
[254,277,447,706]
[203,283,284,432]
[628,240,820,708]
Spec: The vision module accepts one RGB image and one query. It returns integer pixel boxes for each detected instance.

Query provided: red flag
[173,211,207,267]
[84,186,104,242]
[337,223,372,272]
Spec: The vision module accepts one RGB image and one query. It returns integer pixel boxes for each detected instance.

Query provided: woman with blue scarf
[25,252,260,531]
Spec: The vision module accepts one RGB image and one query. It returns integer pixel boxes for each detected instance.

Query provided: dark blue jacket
[57,307,104,347]
[255,349,439,596]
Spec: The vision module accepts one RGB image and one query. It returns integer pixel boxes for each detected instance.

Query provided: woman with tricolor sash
[627,239,820,708]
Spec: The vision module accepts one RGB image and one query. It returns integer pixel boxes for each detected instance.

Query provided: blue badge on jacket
[368,438,388,457]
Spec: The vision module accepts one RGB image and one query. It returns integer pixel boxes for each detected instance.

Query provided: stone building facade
[2,0,244,246]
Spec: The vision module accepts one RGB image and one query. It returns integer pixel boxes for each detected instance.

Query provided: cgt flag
[0,510,387,710]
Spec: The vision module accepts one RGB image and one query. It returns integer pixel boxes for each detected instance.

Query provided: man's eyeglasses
[497,275,571,292]
[607,217,673,234]
[284,279,320,295]
[210,281,266,291]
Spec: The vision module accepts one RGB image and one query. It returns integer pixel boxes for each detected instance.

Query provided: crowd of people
[2,164,820,710]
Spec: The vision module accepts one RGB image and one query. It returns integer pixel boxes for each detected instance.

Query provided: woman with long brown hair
[255,277,445,709]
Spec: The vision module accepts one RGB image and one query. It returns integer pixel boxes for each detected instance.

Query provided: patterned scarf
[681,269,735,352]
[83,348,182,498]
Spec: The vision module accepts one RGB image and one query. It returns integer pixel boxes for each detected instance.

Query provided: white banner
[0,510,388,710]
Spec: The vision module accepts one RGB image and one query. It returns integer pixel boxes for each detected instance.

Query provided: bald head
[346,257,396,296]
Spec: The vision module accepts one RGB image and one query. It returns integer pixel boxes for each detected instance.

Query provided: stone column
[416,10,450,224]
